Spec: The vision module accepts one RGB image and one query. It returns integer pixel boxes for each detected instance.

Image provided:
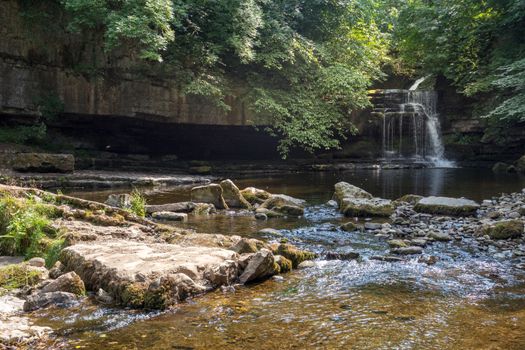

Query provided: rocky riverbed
[1,173,524,349]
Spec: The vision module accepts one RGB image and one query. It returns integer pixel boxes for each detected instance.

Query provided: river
[34,168,525,349]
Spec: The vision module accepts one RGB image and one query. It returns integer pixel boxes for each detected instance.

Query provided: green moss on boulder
[274,255,293,273]
[394,194,423,205]
[121,282,147,308]
[482,220,524,240]
[273,244,316,268]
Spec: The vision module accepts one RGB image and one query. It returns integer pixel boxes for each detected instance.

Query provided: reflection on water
[42,168,525,349]
[68,168,525,204]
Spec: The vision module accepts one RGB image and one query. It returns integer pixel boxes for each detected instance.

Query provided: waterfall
[373,88,455,168]
[409,76,429,91]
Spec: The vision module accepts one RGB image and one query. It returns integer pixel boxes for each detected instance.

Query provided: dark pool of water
[70,168,525,205]
[39,168,525,349]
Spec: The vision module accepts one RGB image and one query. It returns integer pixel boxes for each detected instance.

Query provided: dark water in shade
[38,168,525,349]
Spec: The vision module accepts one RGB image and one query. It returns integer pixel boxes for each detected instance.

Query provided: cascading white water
[405,90,455,167]
[377,87,455,167]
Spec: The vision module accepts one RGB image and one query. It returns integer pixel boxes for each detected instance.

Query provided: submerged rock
[220,179,252,209]
[191,184,228,209]
[324,251,360,261]
[387,239,407,248]
[340,222,361,232]
[482,220,524,240]
[414,196,480,216]
[390,246,423,255]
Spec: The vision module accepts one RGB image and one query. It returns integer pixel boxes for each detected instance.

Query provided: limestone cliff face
[0,0,251,126]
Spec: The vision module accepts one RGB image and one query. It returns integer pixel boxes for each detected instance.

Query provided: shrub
[129,189,147,218]
[0,263,42,294]
[0,194,64,264]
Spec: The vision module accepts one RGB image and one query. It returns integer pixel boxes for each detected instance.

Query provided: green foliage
[0,194,62,263]
[394,0,525,123]
[0,124,47,144]
[36,93,65,122]
[62,0,176,61]
[0,264,42,293]
[129,189,147,218]
[45,0,393,156]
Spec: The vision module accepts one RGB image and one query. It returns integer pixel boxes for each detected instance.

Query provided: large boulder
[190,184,228,209]
[260,194,305,217]
[41,271,85,295]
[11,153,74,173]
[238,249,278,284]
[220,179,252,209]
[240,187,271,205]
[333,182,393,217]
[414,196,479,216]
[59,240,241,309]
[332,182,373,206]
[482,220,524,240]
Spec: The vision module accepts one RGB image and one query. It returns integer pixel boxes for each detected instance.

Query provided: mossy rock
[240,187,271,205]
[274,255,293,273]
[273,244,316,268]
[121,282,147,308]
[394,194,423,205]
[482,220,524,240]
[341,202,394,217]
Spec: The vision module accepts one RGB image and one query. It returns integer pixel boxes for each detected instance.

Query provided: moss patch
[394,194,423,205]
[121,282,147,308]
[483,220,524,239]
[0,263,42,294]
[273,244,316,268]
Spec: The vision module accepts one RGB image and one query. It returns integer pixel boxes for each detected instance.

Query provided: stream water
[35,168,525,349]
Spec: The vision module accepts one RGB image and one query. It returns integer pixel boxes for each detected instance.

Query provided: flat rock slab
[414,196,480,216]
[60,240,241,308]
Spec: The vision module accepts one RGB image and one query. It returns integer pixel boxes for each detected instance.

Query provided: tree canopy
[20,0,525,155]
